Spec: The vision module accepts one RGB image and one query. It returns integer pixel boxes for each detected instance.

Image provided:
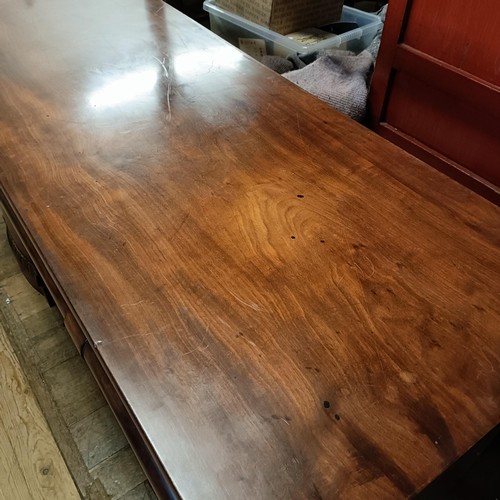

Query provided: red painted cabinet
[369,0,500,202]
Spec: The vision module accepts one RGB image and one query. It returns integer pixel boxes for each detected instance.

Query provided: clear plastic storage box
[203,0,382,58]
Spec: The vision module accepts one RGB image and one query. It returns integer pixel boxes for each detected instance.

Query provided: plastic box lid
[203,0,382,54]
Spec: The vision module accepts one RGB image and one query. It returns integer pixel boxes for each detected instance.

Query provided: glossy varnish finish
[1,1,499,498]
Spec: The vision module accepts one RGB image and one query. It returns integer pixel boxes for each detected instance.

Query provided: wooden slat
[383,69,500,190]
[376,123,500,203]
[393,44,500,119]
[402,0,500,86]
[0,322,80,500]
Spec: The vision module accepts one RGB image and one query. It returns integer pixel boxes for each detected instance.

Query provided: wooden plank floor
[0,218,156,500]
[0,316,80,499]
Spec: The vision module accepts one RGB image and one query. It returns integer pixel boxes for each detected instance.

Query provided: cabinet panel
[386,72,500,186]
[369,0,500,202]
[404,0,500,85]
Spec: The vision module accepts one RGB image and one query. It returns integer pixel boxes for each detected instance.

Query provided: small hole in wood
[323,400,330,409]
[320,240,325,243]
[291,235,296,239]
[297,194,304,198]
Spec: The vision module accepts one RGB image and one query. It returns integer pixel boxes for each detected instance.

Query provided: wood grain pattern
[0,322,80,500]
[1,0,499,498]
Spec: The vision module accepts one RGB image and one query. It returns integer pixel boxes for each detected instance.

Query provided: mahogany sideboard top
[1,1,499,498]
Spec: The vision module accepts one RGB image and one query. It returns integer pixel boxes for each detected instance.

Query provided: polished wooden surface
[1,1,499,498]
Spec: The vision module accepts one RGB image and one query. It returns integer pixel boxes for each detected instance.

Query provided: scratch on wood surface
[120,299,145,308]
[153,56,172,121]
[239,335,258,350]
[353,399,379,421]
[169,213,189,241]
[353,255,375,279]
[332,264,345,288]
[217,317,232,331]
[363,255,375,278]
[228,289,263,312]
[105,330,161,344]
[180,324,210,356]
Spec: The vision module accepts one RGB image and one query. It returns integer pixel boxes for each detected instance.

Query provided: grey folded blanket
[282,50,374,121]
[260,5,387,121]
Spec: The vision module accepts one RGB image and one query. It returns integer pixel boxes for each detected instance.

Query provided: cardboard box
[205,1,382,58]
[214,0,344,34]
